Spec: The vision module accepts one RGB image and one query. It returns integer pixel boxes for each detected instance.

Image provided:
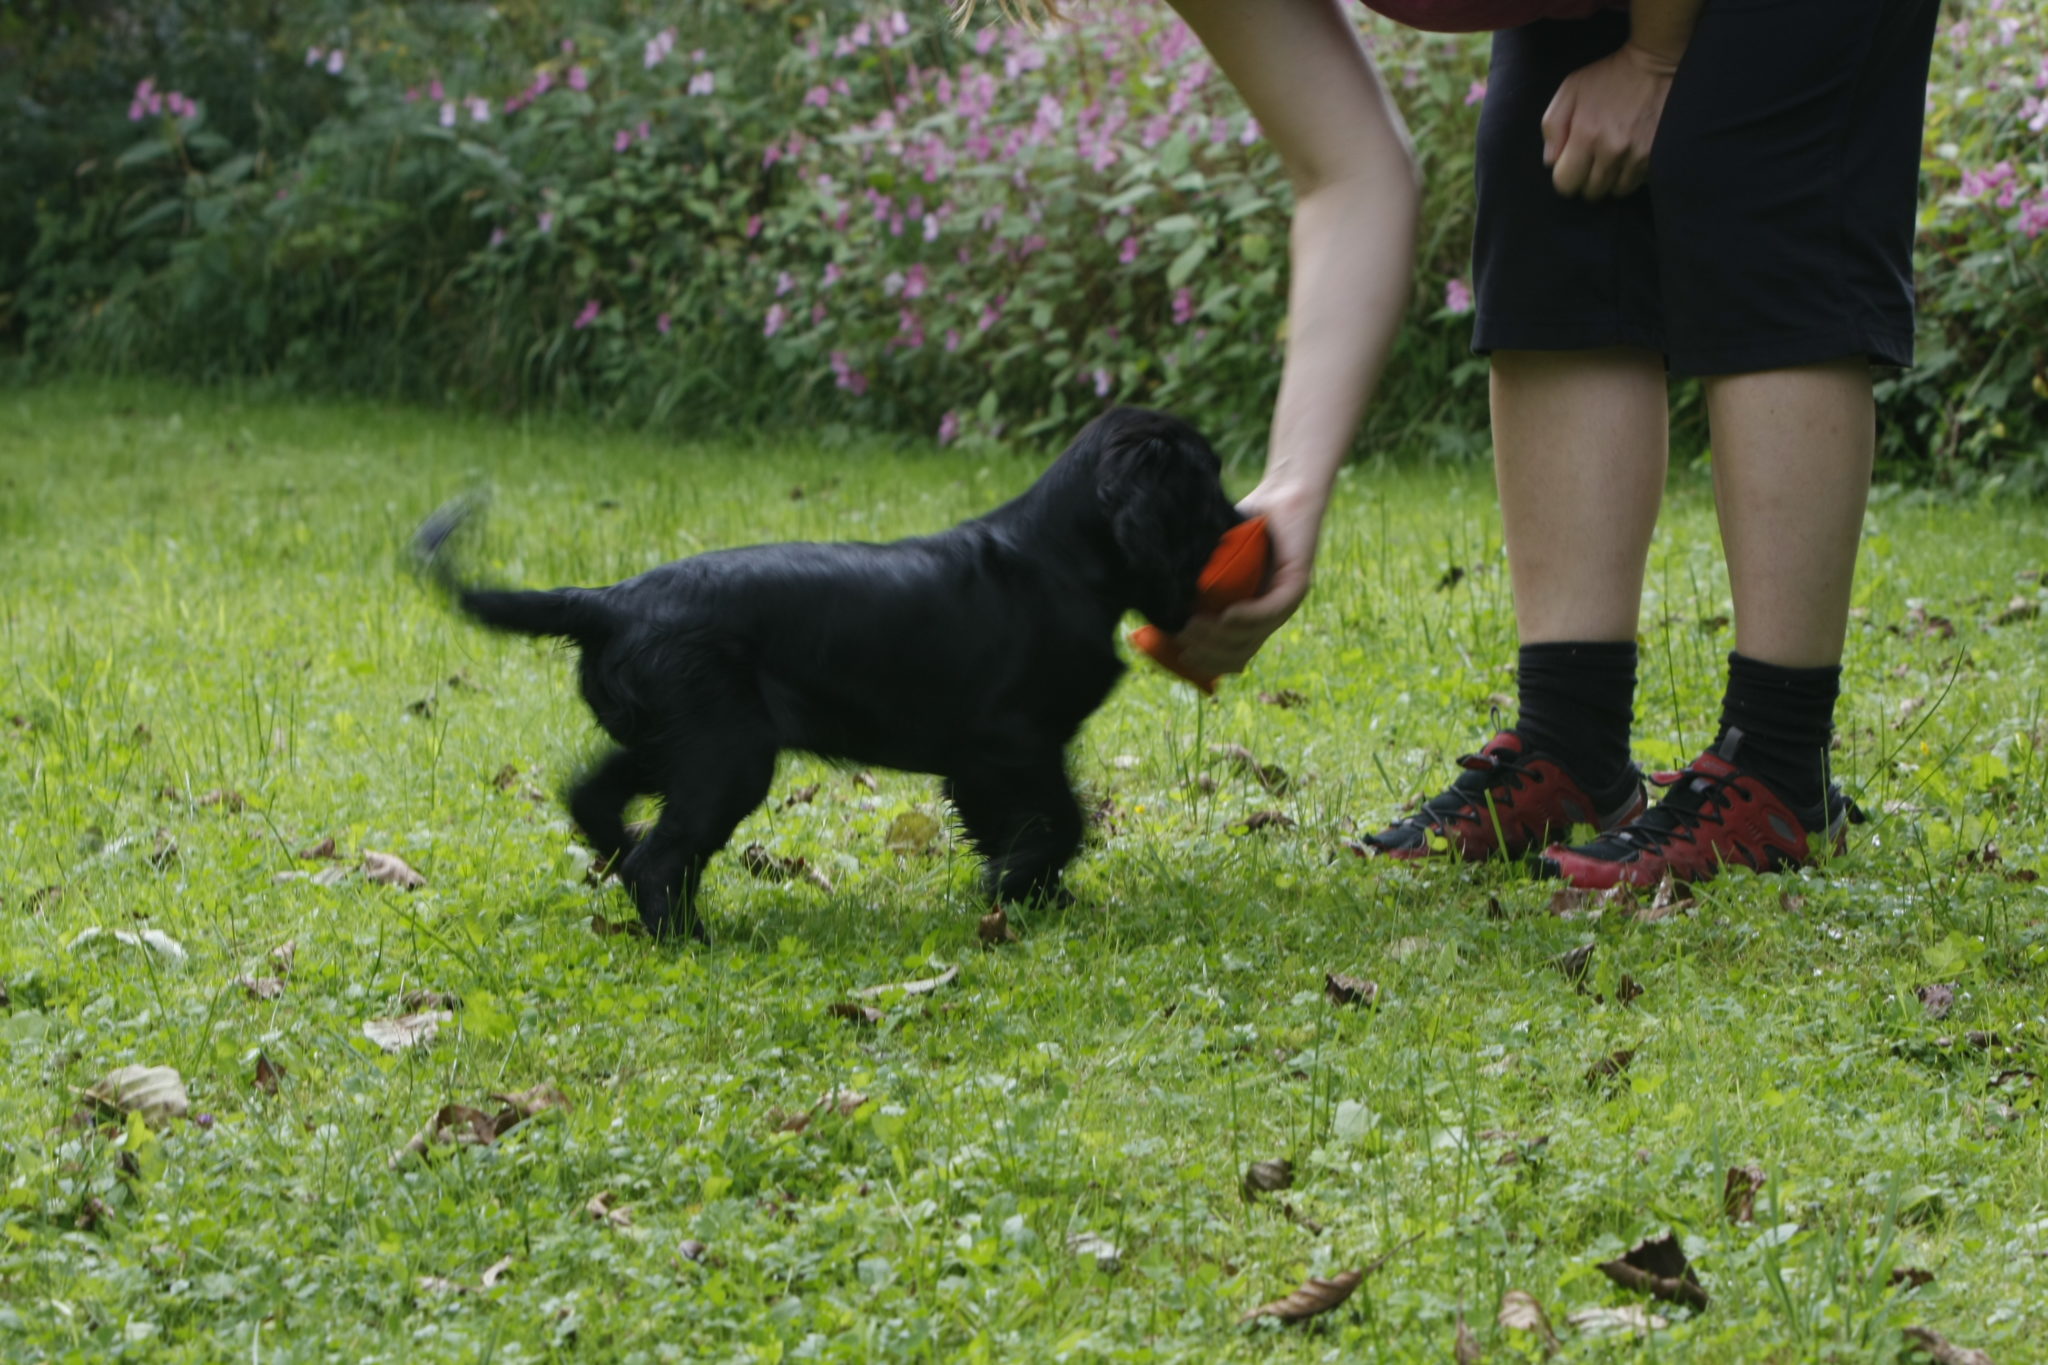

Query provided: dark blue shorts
[1471,0,1940,377]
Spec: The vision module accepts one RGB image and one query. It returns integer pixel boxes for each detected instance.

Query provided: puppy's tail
[410,496,617,646]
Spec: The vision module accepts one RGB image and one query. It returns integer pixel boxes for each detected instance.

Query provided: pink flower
[764,303,788,337]
[573,299,601,330]
[568,66,589,92]
[1118,236,1139,265]
[466,96,491,123]
[811,303,828,325]
[1465,79,1487,106]
[978,302,1000,332]
[1172,288,1195,325]
[657,312,672,335]
[745,214,763,239]
[326,49,346,75]
[1239,116,1261,146]
[822,263,842,288]
[897,308,925,349]
[1445,278,1474,314]
[428,78,445,101]
[882,270,905,297]
[537,210,555,234]
[903,264,928,299]
[804,85,831,109]
[1092,368,1112,397]
[2020,192,2048,240]
[944,329,961,353]
[937,411,961,445]
[687,70,716,96]
[637,121,651,141]
[775,271,796,297]
[830,350,868,395]
[305,47,324,67]
[561,39,577,55]
[439,102,457,128]
[614,129,631,152]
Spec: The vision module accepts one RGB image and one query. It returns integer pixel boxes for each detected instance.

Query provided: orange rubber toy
[1129,515,1270,694]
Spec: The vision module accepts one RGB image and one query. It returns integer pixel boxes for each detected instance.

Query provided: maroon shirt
[1365,0,1619,32]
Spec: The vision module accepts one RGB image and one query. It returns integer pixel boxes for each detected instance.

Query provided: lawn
[2,381,2044,1364]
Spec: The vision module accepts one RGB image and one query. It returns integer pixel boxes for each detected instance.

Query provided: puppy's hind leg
[566,747,650,876]
[947,756,1084,909]
[618,734,776,942]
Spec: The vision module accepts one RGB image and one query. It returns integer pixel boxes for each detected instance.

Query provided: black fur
[412,406,1241,941]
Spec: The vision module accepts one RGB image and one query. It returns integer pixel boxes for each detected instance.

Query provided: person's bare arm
[1542,0,1702,199]
[1165,0,1419,678]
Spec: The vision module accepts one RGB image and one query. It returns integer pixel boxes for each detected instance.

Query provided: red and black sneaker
[1539,732,1855,889]
[1363,731,1647,863]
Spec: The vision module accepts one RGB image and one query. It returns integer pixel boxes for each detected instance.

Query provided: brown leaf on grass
[737,842,834,892]
[1241,1158,1293,1199]
[776,1088,871,1134]
[1993,596,2041,626]
[238,975,284,1001]
[406,696,436,719]
[1780,890,1808,913]
[1586,1049,1636,1087]
[1597,1231,1709,1311]
[1904,604,1955,640]
[400,988,459,1012]
[74,1196,114,1232]
[1902,1326,1995,1365]
[362,850,425,889]
[1437,565,1467,591]
[828,1002,884,1028]
[1550,943,1595,986]
[252,1052,286,1096]
[1279,1202,1325,1234]
[851,770,878,792]
[1916,984,1956,1021]
[1454,1316,1482,1363]
[1239,809,1295,832]
[590,914,649,939]
[1990,1068,2039,1091]
[781,782,820,808]
[1614,974,1645,1006]
[310,865,351,886]
[148,829,179,869]
[1547,887,1595,917]
[977,906,1017,946]
[489,1083,572,1126]
[1933,1031,2009,1053]
[1258,689,1307,709]
[1724,1165,1766,1223]
[1895,696,1927,729]
[883,810,942,854]
[1633,876,1697,922]
[1889,1267,1935,1289]
[79,1065,191,1126]
[295,836,338,860]
[1215,743,1291,794]
[677,1239,709,1263]
[1323,973,1378,1008]
[491,763,520,790]
[362,1010,452,1053]
[389,1105,500,1167]
[1699,613,1731,632]
[1485,893,1509,920]
[25,885,62,914]
[1498,1289,1561,1354]
[198,788,246,812]
[585,1191,634,1229]
[852,963,959,1000]
[1238,1268,1363,1325]
[268,940,296,975]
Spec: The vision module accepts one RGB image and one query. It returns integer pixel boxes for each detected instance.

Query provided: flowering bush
[5,0,2040,481]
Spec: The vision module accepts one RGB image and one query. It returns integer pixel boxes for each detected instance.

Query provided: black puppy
[412,406,1241,940]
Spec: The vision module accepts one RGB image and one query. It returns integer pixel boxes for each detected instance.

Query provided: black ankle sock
[1513,641,1638,806]
[1713,652,1840,813]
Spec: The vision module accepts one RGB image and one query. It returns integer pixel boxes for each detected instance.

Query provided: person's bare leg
[1703,360,1874,667]
[1491,347,1669,642]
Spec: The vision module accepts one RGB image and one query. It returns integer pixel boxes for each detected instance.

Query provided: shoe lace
[1597,762,1738,852]
[1407,742,1535,831]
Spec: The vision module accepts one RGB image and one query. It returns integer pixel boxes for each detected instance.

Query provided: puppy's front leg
[619,740,776,942]
[947,758,1084,908]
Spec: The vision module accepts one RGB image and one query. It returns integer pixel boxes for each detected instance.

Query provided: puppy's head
[1085,407,1242,633]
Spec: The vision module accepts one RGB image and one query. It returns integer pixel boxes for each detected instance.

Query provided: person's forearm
[1264,162,1419,508]
[1629,0,1704,70]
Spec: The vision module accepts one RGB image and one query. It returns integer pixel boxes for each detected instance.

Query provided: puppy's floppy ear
[1097,433,1185,571]
[1095,422,1225,632]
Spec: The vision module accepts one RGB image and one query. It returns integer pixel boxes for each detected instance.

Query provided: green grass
[2,379,2045,1363]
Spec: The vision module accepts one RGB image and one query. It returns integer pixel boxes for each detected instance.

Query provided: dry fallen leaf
[489,1083,572,1126]
[737,842,834,893]
[1066,1230,1122,1271]
[1586,1049,1636,1088]
[295,836,338,860]
[1238,809,1295,832]
[26,885,62,914]
[80,1065,191,1126]
[198,788,247,812]
[1258,689,1307,709]
[252,1052,286,1096]
[884,810,942,854]
[851,770,878,792]
[270,940,296,974]
[1550,943,1595,986]
[400,989,460,1012]
[1993,596,2040,627]
[1215,743,1291,794]
[362,1010,452,1053]
[1241,1158,1293,1199]
[1724,1165,1766,1224]
[491,763,520,790]
[1546,887,1595,918]
[362,850,425,889]
[1596,1231,1709,1311]
[585,1191,634,1229]
[70,927,188,963]
[147,829,179,869]
[1498,1288,1561,1354]
[1614,974,1645,1006]
[828,1002,884,1027]
[1324,973,1378,1008]
[389,1104,500,1167]
[852,963,959,1000]
[677,1239,709,1263]
[781,782,820,808]
[1916,983,1955,1021]
[978,906,1018,946]
[1902,1325,1995,1365]
[1889,1267,1935,1289]
[238,975,284,1001]
[1454,1315,1482,1363]
[1239,1268,1363,1325]
[1567,1304,1669,1335]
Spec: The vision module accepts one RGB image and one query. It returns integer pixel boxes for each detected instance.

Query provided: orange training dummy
[1129,515,1270,695]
